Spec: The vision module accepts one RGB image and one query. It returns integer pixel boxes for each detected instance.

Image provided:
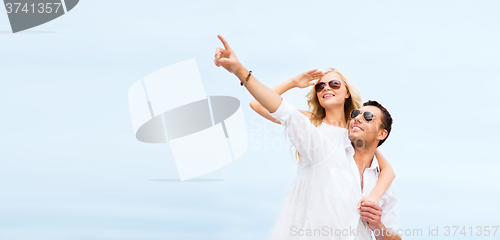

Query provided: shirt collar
[367,154,380,173]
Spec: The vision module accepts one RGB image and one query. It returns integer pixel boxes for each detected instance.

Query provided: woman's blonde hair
[294,68,362,162]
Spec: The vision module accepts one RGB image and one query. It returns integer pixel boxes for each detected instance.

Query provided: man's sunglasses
[350,109,386,127]
[350,109,375,122]
[315,80,341,92]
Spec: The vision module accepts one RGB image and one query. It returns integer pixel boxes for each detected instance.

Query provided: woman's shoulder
[298,110,312,118]
[299,110,317,125]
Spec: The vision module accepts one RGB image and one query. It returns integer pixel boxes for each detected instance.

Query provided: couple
[214,35,401,240]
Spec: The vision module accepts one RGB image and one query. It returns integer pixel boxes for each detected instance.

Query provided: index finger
[218,35,231,49]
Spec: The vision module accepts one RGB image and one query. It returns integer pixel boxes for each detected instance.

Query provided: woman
[214,35,395,239]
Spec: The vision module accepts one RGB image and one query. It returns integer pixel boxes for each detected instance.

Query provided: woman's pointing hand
[214,35,244,74]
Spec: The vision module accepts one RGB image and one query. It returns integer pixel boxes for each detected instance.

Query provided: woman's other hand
[291,69,324,89]
[356,194,380,209]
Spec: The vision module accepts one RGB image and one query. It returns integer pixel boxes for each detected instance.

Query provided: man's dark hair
[363,100,393,147]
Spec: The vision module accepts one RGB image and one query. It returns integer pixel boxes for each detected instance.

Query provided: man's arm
[372,222,401,240]
[360,202,401,240]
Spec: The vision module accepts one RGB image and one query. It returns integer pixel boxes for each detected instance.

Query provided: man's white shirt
[269,98,398,240]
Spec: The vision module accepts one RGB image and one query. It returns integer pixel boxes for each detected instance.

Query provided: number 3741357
[5,3,62,14]
[443,226,499,237]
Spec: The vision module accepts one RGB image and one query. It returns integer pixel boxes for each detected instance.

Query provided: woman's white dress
[270,122,332,240]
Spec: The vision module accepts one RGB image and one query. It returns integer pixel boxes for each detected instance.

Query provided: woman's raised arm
[214,35,282,113]
[249,70,324,124]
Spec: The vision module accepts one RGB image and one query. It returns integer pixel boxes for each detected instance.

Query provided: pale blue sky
[0,0,499,239]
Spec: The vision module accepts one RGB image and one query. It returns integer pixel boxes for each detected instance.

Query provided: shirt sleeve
[380,186,399,234]
[269,97,324,163]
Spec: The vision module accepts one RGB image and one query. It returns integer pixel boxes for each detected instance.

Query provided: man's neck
[352,143,377,171]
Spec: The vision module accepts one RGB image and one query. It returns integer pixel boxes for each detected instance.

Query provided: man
[268,98,399,240]
[347,101,400,240]
[214,35,400,240]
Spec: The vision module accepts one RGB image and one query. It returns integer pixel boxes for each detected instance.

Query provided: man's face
[348,106,387,148]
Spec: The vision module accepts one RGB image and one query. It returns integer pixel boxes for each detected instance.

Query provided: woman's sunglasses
[350,109,375,122]
[315,80,341,92]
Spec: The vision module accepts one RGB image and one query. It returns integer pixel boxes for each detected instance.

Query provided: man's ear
[377,129,388,141]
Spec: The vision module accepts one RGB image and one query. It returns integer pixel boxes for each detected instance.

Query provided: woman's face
[315,71,350,109]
